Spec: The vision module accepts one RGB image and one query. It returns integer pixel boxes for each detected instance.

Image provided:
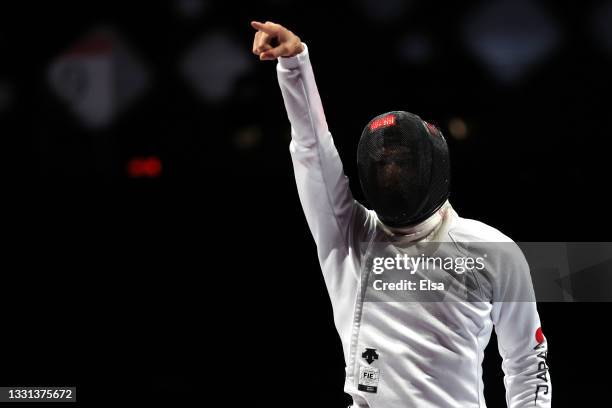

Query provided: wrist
[281,42,306,59]
[278,42,308,69]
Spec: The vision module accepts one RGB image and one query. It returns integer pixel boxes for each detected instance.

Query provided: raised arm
[251,21,371,261]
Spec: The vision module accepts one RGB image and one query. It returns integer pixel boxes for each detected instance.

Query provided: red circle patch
[535,327,545,344]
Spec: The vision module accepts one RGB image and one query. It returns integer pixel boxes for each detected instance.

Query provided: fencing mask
[357,111,450,228]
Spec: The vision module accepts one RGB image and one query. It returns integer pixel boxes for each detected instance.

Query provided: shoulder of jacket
[448,216,530,271]
[448,216,514,243]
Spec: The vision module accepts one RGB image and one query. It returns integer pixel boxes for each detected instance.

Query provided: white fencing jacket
[276,43,551,408]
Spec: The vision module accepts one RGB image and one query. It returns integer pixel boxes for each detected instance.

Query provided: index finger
[250,21,280,36]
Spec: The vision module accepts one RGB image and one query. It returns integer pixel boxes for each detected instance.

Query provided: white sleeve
[276,43,371,267]
[491,246,552,408]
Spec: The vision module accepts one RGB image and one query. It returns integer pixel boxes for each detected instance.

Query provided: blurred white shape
[592,1,612,53]
[174,0,207,19]
[114,40,150,113]
[397,33,433,64]
[0,80,12,112]
[463,0,559,83]
[48,27,150,129]
[359,0,411,23]
[181,32,252,103]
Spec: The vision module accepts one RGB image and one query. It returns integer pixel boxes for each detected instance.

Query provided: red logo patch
[535,327,545,344]
[370,114,396,131]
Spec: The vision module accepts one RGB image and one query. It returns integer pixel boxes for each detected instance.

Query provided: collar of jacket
[378,201,451,241]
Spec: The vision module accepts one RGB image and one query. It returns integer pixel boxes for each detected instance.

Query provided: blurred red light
[127,156,162,178]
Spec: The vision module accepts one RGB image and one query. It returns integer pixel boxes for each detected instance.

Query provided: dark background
[1,0,610,406]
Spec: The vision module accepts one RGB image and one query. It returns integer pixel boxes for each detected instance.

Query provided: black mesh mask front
[357,111,450,228]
